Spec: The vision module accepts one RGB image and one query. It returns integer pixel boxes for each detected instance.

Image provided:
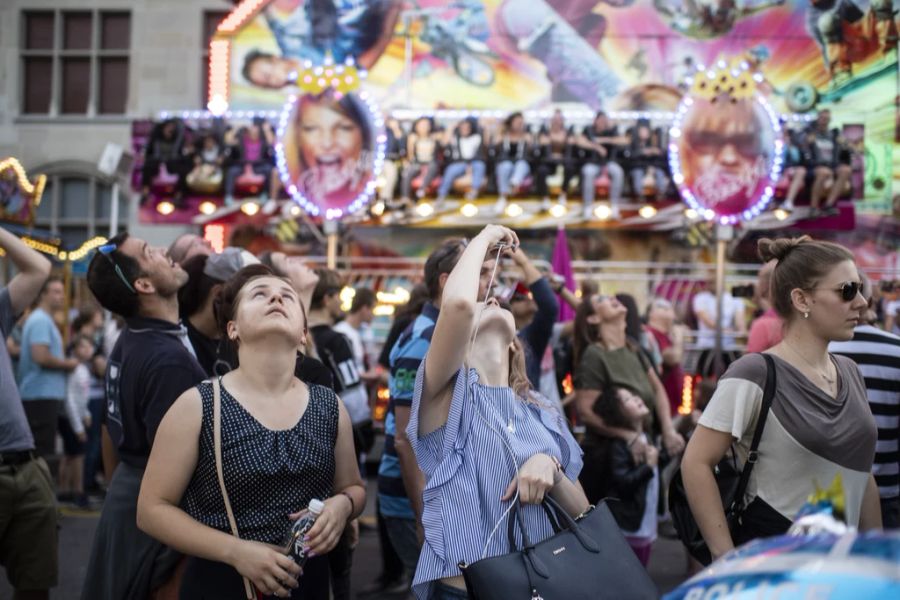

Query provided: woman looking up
[681,236,880,562]
[408,224,589,600]
[137,265,365,599]
[573,293,685,464]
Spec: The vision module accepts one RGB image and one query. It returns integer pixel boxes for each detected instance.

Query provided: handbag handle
[507,494,600,552]
[730,354,777,515]
[213,378,255,600]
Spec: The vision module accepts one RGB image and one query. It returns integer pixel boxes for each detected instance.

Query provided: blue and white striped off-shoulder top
[406,362,584,599]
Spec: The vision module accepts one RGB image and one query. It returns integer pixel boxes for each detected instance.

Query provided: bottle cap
[308,499,325,515]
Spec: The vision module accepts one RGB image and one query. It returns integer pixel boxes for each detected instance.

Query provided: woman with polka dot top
[137,264,365,599]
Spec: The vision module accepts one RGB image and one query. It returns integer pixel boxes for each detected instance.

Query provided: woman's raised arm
[418,226,518,430]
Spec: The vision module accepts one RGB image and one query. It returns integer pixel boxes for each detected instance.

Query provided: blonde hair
[508,337,533,402]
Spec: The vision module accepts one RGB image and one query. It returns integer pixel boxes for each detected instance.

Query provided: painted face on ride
[298,100,363,180]
[678,97,774,218]
[247,55,293,89]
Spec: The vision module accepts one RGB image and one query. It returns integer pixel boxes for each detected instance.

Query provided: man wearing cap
[179,248,259,375]
[167,232,214,266]
[504,246,560,389]
[82,232,206,600]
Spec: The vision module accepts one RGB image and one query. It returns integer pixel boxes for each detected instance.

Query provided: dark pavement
[1,478,689,599]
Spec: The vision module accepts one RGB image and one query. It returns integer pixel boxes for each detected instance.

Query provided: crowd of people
[140,108,855,221]
[0,222,897,600]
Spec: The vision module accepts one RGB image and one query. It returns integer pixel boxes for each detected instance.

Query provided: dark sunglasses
[686,131,761,159]
[811,281,863,302]
[97,244,137,295]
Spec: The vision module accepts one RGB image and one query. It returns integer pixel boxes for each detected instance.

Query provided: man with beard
[679,95,772,216]
[81,233,206,600]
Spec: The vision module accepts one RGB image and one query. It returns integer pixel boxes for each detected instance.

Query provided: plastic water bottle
[284,499,324,566]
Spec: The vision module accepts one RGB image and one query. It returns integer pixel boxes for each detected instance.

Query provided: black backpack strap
[731,353,776,513]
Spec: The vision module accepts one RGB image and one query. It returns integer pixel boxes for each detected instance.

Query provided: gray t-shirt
[0,288,36,452]
[699,353,876,525]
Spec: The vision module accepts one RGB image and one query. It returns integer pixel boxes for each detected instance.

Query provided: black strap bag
[459,496,658,600]
[668,353,786,566]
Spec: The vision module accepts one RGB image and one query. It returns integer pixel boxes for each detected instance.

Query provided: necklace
[783,341,835,385]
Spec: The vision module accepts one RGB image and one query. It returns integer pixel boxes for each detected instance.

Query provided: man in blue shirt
[0,226,54,600]
[81,232,206,600]
[376,238,496,587]
[18,276,79,465]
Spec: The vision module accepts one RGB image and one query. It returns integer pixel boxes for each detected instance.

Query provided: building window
[21,10,131,116]
[201,10,229,107]
[35,175,128,244]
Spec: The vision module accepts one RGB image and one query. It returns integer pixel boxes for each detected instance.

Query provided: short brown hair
[214,264,306,349]
[311,268,344,310]
[349,287,376,314]
[758,236,855,321]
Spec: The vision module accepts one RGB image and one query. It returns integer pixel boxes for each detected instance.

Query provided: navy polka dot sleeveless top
[182,379,338,545]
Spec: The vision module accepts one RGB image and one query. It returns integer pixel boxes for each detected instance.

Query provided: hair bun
[757,236,812,263]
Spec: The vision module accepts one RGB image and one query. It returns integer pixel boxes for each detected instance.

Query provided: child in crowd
[58,335,94,507]
[581,386,659,566]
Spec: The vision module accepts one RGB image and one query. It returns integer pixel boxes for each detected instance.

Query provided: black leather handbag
[459,496,658,600]
[668,353,778,566]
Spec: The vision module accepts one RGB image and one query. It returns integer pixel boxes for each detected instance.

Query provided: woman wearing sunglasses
[406,224,589,599]
[681,236,881,563]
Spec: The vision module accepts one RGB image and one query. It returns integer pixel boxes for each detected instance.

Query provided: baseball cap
[203,247,260,282]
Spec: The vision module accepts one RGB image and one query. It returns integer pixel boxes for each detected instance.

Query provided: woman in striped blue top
[407,224,590,599]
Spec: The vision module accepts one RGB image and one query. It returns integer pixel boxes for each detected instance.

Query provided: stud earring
[803,311,809,319]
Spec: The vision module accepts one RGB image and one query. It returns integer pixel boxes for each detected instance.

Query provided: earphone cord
[464,242,523,559]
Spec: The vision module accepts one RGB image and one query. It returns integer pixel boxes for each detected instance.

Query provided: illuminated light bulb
[549,203,568,218]
[240,202,260,216]
[774,209,789,221]
[207,95,228,116]
[416,202,434,217]
[460,202,479,217]
[639,205,657,219]
[593,204,612,220]
[703,209,715,220]
[156,201,175,215]
[198,201,217,215]
[672,173,685,185]
[290,205,301,216]
[505,203,524,218]
[371,201,386,216]
[669,128,682,138]
[684,208,698,220]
